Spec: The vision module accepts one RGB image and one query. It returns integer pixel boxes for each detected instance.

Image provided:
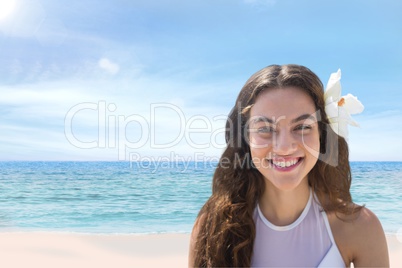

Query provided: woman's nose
[273,130,297,155]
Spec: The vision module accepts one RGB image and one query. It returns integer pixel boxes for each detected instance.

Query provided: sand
[0,232,189,268]
[0,232,400,267]
[387,234,402,268]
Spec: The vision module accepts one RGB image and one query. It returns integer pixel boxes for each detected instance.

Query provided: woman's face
[248,87,320,191]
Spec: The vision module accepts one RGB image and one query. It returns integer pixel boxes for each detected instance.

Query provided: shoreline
[0,232,400,267]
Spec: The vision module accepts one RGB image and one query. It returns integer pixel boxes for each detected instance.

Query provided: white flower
[324,69,364,140]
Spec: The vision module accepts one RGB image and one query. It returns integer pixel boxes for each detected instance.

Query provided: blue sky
[0,0,401,161]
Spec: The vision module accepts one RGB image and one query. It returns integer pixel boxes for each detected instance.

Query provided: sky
[0,0,401,161]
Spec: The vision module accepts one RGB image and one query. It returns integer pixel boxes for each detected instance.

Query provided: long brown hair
[193,64,358,267]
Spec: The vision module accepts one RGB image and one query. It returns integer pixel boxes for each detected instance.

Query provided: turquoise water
[350,162,402,234]
[0,161,400,234]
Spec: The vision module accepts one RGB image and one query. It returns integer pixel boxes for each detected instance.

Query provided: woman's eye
[295,125,312,132]
[257,127,275,133]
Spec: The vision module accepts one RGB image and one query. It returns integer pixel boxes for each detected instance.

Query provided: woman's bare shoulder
[328,205,389,267]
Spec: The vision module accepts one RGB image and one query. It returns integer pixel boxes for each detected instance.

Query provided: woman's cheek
[301,134,320,158]
[249,139,273,163]
[249,135,272,150]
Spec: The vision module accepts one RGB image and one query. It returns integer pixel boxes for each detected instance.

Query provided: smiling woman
[0,0,16,20]
[188,64,389,267]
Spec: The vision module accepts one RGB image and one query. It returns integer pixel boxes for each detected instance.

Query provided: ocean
[0,161,400,234]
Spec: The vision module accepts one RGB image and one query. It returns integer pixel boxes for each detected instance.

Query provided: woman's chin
[264,175,308,192]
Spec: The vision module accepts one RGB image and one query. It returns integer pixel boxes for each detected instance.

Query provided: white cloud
[98,58,120,75]
[0,74,232,161]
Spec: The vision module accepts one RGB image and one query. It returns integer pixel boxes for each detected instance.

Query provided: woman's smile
[265,156,303,172]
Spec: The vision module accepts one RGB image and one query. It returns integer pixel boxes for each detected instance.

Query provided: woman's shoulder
[328,205,382,233]
[327,205,389,266]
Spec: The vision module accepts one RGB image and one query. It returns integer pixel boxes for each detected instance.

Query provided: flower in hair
[324,69,364,140]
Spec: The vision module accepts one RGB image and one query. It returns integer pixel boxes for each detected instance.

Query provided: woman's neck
[258,182,310,226]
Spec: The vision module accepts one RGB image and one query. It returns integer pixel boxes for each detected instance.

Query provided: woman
[188,64,389,267]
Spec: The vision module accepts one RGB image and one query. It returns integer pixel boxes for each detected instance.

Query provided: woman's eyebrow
[250,116,274,124]
[291,113,317,124]
[251,114,316,124]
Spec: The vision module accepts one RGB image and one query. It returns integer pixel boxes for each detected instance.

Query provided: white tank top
[251,189,345,267]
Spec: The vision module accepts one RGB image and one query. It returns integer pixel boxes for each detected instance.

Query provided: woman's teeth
[271,159,299,168]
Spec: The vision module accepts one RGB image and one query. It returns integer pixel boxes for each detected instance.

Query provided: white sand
[386,234,402,267]
[0,232,189,268]
[0,232,400,267]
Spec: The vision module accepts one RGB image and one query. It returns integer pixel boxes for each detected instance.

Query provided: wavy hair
[192,64,359,267]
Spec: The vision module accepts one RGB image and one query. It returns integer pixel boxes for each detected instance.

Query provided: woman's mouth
[266,157,303,171]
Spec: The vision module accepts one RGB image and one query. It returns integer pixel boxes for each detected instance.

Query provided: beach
[0,232,401,267]
[0,162,401,267]
[387,234,402,267]
[0,232,189,268]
